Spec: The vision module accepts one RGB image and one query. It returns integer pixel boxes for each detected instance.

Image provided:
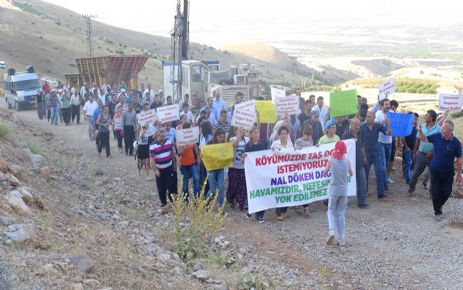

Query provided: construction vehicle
[163,59,260,107]
[166,0,260,107]
[3,66,41,111]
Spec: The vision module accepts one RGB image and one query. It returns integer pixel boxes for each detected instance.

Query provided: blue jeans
[356,166,367,206]
[327,194,348,242]
[180,164,200,198]
[50,106,58,125]
[207,169,225,206]
[365,149,386,197]
[378,142,391,188]
[402,148,412,182]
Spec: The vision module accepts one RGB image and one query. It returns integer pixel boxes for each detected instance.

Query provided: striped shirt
[213,121,230,136]
[149,139,174,169]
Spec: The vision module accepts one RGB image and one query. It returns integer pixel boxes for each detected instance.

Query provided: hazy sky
[44,0,463,45]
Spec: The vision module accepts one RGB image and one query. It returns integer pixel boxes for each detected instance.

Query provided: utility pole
[82,14,96,58]
[170,0,189,102]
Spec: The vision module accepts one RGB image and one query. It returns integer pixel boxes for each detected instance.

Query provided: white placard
[156,104,180,124]
[176,127,200,146]
[235,99,256,112]
[232,108,256,130]
[137,109,158,126]
[378,79,396,101]
[271,87,286,101]
[438,93,463,112]
[275,96,298,116]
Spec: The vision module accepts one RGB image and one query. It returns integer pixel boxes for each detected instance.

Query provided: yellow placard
[200,143,234,171]
[255,101,277,123]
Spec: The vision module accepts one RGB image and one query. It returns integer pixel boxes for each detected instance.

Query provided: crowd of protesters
[35,80,462,245]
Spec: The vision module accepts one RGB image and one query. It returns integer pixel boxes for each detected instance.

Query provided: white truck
[3,66,41,111]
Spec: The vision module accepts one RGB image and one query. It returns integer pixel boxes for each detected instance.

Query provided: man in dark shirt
[213,110,230,135]
[418,120,462,220]
[150,94,163,110]
[303,111,323,145]
[360,111,391,198]
[336,117,349,138]
[108,94,118,120]
[298,100,312,126]
[343,117,368,207]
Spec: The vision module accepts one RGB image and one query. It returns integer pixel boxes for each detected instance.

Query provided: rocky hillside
[0,0,342,88]
[0,106,344,289]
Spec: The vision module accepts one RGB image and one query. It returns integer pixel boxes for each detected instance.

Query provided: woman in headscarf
[36,89,46,120]
[270,117,294,147]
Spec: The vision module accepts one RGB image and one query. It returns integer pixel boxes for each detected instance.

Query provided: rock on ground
[5,190,32,216]
[3,224,34,243]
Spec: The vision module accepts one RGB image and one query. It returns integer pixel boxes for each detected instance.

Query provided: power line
[82,14,96,58]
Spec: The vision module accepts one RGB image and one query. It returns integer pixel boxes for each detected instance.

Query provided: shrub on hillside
[0,123,10,138]
[171,182,226,261]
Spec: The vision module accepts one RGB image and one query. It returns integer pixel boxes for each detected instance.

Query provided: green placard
[329,89,358,117]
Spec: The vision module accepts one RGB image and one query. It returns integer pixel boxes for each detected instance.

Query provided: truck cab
[3,66,41,111]
[181,60,208,107]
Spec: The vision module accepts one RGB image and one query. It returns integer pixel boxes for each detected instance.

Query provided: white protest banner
[232,107,256,130]
[275,96,298,116]
[271,87,286,101]
[245,139,356,214]
[235,99,256,112]
[156,104,180,124]
[438,93,463,112]
[378,79,396,101]
[137,109,158,126]
[176,127,200,147]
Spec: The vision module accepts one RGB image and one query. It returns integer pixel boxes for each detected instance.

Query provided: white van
[3,66,41,111]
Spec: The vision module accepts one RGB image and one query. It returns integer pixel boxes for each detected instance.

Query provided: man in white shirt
[143,84,156,100]
[80,82,87,100]
[374,98,392,192]
[180,103,195,125]
[83,94,99,141]
[70,87,81,124]
[212,90,226,121]
[311,96,329,129]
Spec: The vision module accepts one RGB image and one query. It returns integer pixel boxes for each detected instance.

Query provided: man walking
[417,120,462,220]
[343,118,368,208]
[375,99,392,191]
[360,111,391,199]
[83,93,98,141]
[70,88,81,124]
[122,102,137,156]
[150,127,177,213]
[408,110,441,195]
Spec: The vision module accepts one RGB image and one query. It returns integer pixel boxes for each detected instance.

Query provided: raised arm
[417,126,427,142]
[438,110,450,126]
[323,158,332,176]
[384,116,392,135]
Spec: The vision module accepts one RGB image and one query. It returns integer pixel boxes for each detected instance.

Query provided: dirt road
[3,104,463,289]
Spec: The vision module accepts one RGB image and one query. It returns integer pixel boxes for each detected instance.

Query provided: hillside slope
[0,0,344,89]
